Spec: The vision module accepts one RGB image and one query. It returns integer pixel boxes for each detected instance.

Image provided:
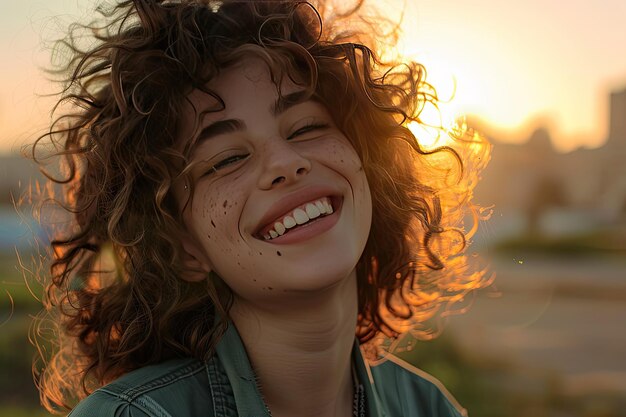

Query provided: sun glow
[403,53,470,150]
[407,102,461,149]
[406,83,463,149]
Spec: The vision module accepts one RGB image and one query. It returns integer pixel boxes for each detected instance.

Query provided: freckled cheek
[328,140,371,211]
[192,186,247,245]
[316,139,363,171]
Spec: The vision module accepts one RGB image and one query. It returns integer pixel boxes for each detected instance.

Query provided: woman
[31,0,490,416]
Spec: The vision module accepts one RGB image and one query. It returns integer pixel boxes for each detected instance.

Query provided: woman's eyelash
[204,154,249,176]
[287,122,330,140]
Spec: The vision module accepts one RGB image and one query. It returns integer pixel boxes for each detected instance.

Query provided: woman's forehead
[188,58,301,107]
[177,57,307,149]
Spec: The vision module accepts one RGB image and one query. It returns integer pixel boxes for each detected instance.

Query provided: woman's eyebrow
[188,118,244,157]
[195,119,245,147]
[272,90,310,117]
[189,91,316,157]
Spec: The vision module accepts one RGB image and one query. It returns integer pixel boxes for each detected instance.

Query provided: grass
[0,314,45,407]
[0,251,50,413]
[494,228,626,258]
[0,251,45,313]
[0,406,53,417]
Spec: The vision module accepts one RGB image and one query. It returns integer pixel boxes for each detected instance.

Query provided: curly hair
[29,0,491,413]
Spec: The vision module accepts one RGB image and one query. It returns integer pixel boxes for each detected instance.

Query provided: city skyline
[1,0,626,153]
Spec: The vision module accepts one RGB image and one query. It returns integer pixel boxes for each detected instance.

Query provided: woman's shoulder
[68,357,214,417]
[369,354,468,417]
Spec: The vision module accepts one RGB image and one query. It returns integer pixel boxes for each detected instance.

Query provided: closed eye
[287,122,330,140]
[203,154,249,176]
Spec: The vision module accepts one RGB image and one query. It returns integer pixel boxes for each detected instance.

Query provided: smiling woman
[173,59,373,302]
[29,1,490,416]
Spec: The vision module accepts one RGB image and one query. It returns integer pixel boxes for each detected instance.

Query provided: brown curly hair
[29,0,491,413]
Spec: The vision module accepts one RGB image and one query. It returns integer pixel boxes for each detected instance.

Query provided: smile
[260,196,334,240]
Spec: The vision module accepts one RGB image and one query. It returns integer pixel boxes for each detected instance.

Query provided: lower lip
[259,199,342,245]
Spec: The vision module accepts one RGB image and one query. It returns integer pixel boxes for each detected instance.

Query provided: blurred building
[474,86,626,239]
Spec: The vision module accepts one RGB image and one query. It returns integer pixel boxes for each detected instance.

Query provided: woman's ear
[179,231,213,282]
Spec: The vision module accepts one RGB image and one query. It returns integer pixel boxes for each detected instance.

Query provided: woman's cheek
[194,178,242,239]
[315,137,363,172]
[325,137,371,220]
[194,182,257,276]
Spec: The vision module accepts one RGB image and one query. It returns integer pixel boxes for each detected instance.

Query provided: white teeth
[305,203,321,219]
[315,200,326,214]
[261,197,337,240]
[283,215,296,229]
[274,222,286,235]
[293,208,309,225]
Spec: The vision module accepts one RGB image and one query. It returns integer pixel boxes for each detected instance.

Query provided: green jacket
[69,322,466,416]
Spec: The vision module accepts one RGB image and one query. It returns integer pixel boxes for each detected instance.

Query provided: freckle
[211,220,216,227]
[207,234,211,239]
[223,200,228,208]
[276,251,282,256]
[259,252,263,255]
[268,287,273,290]
[340,159,344,163]
[223,211,226,215]
[253,279,257,282]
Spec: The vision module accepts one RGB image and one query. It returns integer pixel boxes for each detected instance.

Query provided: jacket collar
[352,338,385,417]
[215,320,384,417]
[215,320,272,417]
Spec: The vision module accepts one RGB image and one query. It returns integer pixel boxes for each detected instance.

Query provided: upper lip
[252,185,341,237]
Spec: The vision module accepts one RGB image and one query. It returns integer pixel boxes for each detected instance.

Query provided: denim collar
[214,320,384,417]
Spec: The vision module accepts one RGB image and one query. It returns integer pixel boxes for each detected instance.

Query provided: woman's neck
[229,272,359,417]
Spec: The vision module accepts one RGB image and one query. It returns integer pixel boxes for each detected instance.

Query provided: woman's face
[175,58,372,302]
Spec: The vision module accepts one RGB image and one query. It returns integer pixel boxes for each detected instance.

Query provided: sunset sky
[2,0,626,153]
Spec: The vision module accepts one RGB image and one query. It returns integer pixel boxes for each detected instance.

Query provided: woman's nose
[256,137,312,189]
